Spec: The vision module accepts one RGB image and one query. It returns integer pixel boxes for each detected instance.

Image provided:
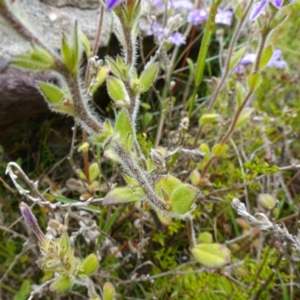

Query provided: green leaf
[38,82,65,104]
[90,65,110,94]
[50,103,75,116]
[191,243,231,268]
[170,183,198,216]
[199,113,220,125]
[49,276,72,293]
[80,31,91,58]
[144,112,153,127]
[31,44,54,65]
[257,193,276,210]
[258,45,273,70]
[78,253,99,277]
[89,162,100,182]
[58,233,70,256]
[138,63,159,93]
[13,280,31,300]
[129,0,141,27]
[186,58,195,76]
[114,110,133,151]
[190,169,200,186]
[12,45,54,70]
[199,143,210,162]
[61,34,74,73]
[229,46,246,71]
[235,81,245,108]
[197,232,213,243]
[155,175,182,201]
[212,143,228,157]
[91,119,114,145]
[106,56,123,78]
[247,73,261,91]
[72,21,79,73]
[236,108,254,128]
[102,186,145,205]
[270,14,289,32]
[103,282,116,300]
[107,76,129,105]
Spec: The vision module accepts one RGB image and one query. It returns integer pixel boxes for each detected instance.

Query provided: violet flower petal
[250,0,268,21]
[187,9,208,26]
[215,9,234,26]
[20,202,48,245]
[106,0,123,10]
[271,0,283,9]
[240,53,256,65]
[168,32,186,46]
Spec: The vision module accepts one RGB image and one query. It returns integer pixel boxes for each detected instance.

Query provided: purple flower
[171,0,194,10]
[215,9,233,26]
[240,53,256,66]
[250,0,294,21]
[106,0,123,10]
[150,0,194,9]
[168,32,186,46]
[20,202,49,245]
[187,8,233,26]
[149,0,164,8]
[147,21,164,39]
[187,9,208,26]
[233,49,287,74]
[267,49,286,68]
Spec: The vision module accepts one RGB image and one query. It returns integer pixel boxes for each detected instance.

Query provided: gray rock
[0,0,111,59]
[40,0,100,9]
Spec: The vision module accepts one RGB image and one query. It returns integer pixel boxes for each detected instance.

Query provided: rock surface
[0,0,111,59]
[0,0,156,150]
[40,0,100,9]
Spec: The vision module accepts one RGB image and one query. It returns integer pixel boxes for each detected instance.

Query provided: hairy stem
[114,144,168,211]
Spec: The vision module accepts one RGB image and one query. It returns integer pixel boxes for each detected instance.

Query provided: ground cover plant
[1,0,300,299]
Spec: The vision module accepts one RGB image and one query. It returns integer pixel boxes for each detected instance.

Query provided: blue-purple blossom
[168,32,186,46]
[187,9,208,26]
[215,9,233,26]
[250,0,295,21]
[240,53,256,65]
[187,8,233,26]
[148,22,186,46]
[233,50,287,74]
[106,0,123,10]
[171,0,194,10]
[149,0,164,7]
[20,202,49,245]
[147,21,164,39]
[267,49,287,68]
[149,0,194,9]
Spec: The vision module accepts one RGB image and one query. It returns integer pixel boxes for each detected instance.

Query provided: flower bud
[19,202,49,246]
[149,148,165,168]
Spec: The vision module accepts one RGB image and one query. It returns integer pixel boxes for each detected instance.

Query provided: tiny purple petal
[20,202,48,244]
[148,22,165,39]
[240,53,256,65]
[271,60,287,68]
[168,32,186,46]
[250,0,268,21]
[267,49,287,68]
[271,49,282,60]
[172,0,194,10]
[149,0,164,8]
[20,202,38,229]
[271,0,283,9]
[215,9,234,26]
[106,0,123,10]
[187,9,208,26]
